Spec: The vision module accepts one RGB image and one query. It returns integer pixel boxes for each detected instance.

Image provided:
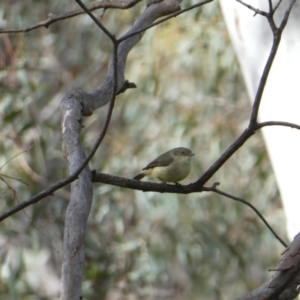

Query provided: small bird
[134,147,194,184]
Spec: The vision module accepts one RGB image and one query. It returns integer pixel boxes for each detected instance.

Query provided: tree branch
[255,121,300,131]
[211,183,287,247]
[236,232,300,300]
[2,117,300,224]
[192,0,297,188]
[59,0,188,297]
[247,0,296,123]
[118,0,214,43]
[92,173,287,247]
[0,0,188,223]
[0,0,143,34]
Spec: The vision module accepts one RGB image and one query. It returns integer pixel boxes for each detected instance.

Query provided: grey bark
[59,1,181,299]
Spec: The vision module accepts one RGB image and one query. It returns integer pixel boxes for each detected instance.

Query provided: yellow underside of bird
[138,156,191,183]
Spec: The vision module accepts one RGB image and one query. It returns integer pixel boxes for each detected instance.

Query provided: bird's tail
[133,173,145,180]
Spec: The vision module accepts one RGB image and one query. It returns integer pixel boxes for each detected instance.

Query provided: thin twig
[255,121,300,131]
[211,184,288,248]
[0,177,72,222]
[0,173,28,186]
[0,145,33,170]
[75,0,116,42]
[0,176,17,199]
[236,0,268,17]
[273,0,283,14]
[278,0,297,31]
[0,0,142,34]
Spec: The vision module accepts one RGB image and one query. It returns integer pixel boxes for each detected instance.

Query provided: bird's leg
[160,181,168,193]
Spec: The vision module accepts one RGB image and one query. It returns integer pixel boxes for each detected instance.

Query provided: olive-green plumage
[134,147,194,183]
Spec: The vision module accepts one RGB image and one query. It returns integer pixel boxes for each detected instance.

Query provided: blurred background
[0,0,287,299]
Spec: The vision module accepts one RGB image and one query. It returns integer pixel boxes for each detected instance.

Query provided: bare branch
[118,0,214,43]
[0,176,17,199]
[92,173,287,247]
[244,0,296,123]
[92,171,205,193]
[273,0,283,14]
[59,0,131,296]
[195,127,256,187]
[0,173,28,186]
[192,0,297,188]
[255,121,300,131]
[268,0,273,12]
[236,0,268,17]
[278,0,297,31]
[236,232,300,300]
[250,32,279,122]
[0,176,75,222]
[0,0,142,34]
[3,114,299,223]
[0,145,32,170]
[0,0,201,223]
[75,0,116,42]
[211,184,288,247]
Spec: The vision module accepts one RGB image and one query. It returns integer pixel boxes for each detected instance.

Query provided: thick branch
[86,0,183,112]
[59,1,187,298]
[236,233,300,300]
[60,93,94,299]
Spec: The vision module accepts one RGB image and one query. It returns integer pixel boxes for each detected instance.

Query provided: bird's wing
[142,152,174,170]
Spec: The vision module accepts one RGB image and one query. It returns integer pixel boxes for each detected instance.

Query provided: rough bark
[60,1,182,299]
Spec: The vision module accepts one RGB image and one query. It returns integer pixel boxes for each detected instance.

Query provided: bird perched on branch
[134,147,194,184]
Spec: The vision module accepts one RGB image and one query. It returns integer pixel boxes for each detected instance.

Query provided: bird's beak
[190,153,195,156]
